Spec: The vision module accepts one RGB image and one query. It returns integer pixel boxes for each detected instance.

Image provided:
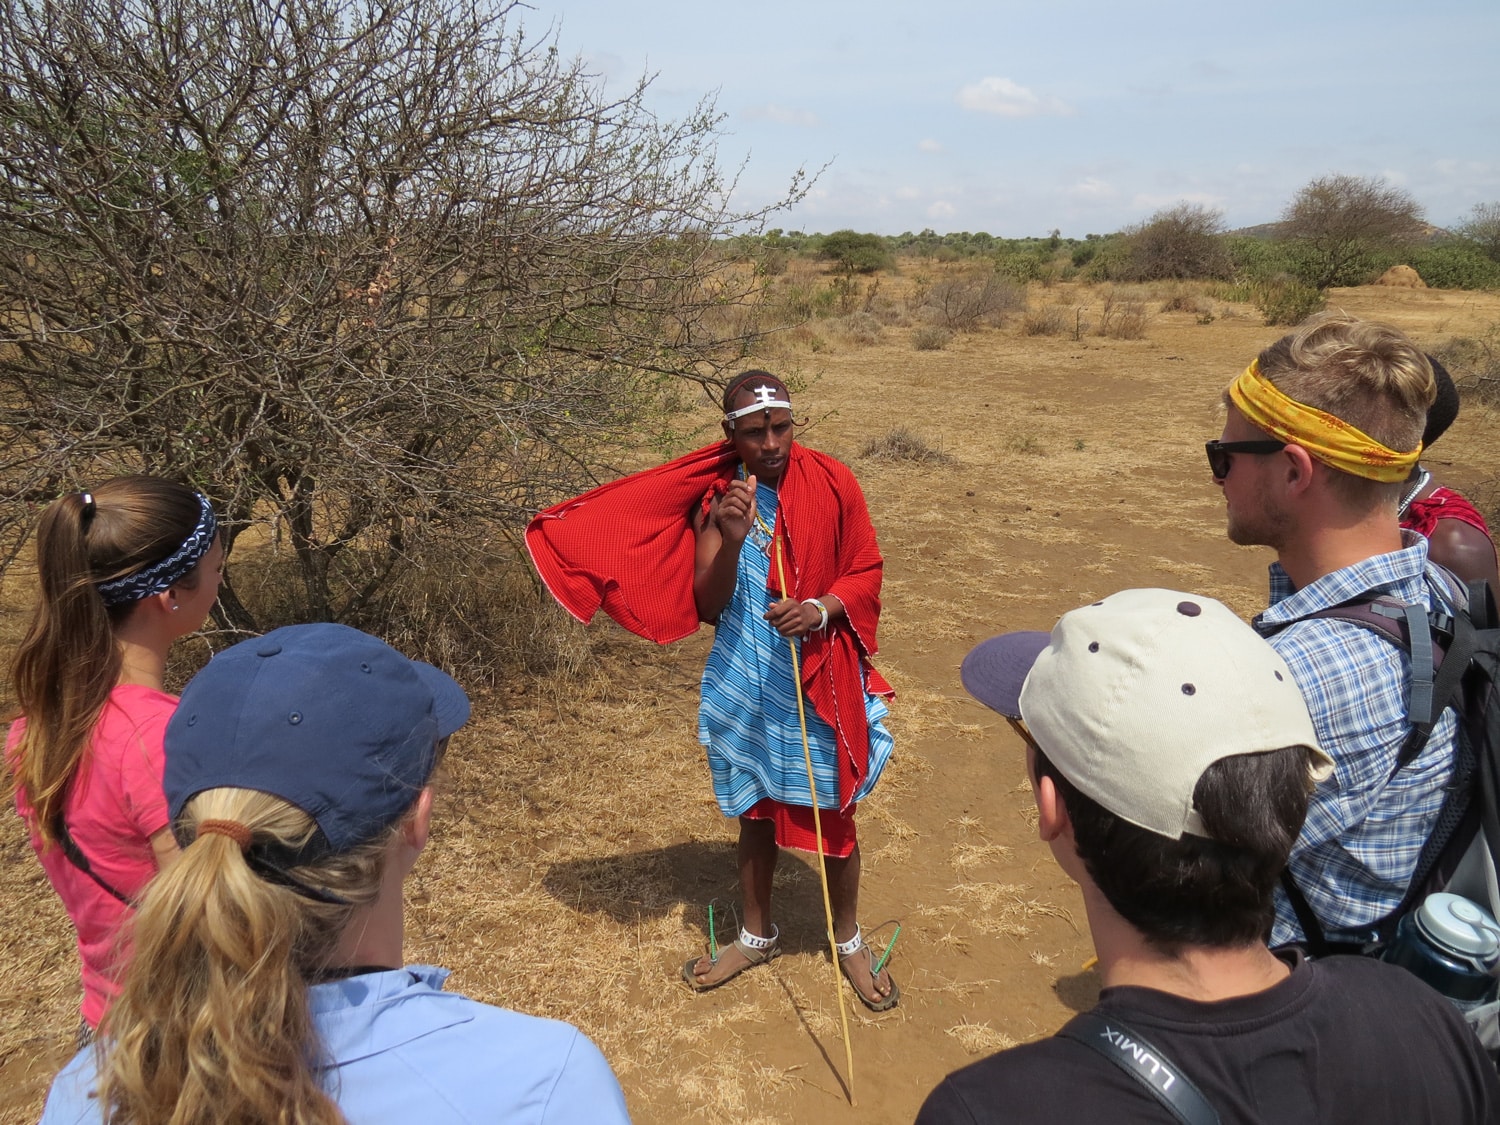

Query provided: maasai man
[526,370,898,1010]
[1397,356,1498,592]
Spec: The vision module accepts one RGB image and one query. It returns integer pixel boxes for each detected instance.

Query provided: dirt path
[1,283,1496,1123]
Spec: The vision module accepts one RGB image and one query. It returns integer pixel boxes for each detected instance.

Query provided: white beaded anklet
[834,926,863,957]
[739,924,779,950]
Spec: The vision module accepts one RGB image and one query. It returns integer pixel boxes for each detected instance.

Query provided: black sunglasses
[1205,439,1287,480]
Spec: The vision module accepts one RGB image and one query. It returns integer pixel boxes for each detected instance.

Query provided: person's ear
[145,587,179,619]
[1281,443,1318,495]
[1035,774,1071,844]
[403,787,434,853]
[722,419,735,442]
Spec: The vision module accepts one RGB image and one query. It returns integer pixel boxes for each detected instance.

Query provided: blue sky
[538,0,1499,237]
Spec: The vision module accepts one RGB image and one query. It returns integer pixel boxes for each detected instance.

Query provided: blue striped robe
[697,479,894,816]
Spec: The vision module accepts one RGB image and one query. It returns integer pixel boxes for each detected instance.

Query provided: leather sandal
[838,931,900,1012]
[682,930,780,992]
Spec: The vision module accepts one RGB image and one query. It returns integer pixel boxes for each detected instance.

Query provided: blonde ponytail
[97,788,396,1125]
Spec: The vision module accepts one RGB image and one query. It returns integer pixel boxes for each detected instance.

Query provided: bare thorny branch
[0,0,807,672]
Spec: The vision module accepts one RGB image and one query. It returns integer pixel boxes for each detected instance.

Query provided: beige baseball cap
[961,588,1331,840]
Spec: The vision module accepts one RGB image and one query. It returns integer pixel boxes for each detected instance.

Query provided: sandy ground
[1,280,1497,1123]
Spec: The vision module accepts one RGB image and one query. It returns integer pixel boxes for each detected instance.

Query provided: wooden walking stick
[771,528,857,1105]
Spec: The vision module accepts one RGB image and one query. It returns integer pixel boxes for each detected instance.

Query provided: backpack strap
[1279,870,1337,957]
[1470,579,1498,631]
[1264,588,1471,950]
[1465,582,1500,921]
[1057,1012,1220,1125]
[57,819,134,908]
[1293,597,1454,776]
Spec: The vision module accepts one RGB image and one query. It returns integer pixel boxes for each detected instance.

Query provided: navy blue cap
[164,623,470,857]
[960,631,1051,719]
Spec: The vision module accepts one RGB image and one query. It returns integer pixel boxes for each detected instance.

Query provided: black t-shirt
[917,951,1500,1124]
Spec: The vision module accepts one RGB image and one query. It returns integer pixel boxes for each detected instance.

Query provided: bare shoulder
[1427,518,1500,592]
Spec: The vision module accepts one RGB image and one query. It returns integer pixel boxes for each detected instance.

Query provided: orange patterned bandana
[1228,360,1420,482]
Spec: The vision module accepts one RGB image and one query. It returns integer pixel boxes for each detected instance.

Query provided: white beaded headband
[724,384,792,422]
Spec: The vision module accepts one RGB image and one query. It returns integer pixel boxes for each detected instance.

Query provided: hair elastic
[197,819,253,851]
[194,818,352,905]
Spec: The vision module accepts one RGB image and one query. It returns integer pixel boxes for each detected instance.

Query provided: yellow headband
[1228,359,1420,483]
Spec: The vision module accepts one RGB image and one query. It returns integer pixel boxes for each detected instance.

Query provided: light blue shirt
[41,965,631,1124]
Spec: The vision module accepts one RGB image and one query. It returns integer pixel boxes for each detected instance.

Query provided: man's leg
[688,816,778,986]
[826,842,894,1004]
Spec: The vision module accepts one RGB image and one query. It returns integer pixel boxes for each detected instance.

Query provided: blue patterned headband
[96,492,219,608]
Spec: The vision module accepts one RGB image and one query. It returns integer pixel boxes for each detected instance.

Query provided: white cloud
[743,103,819,127]
[1067,177,1117,201]
[895,186,922,200]
[956,77,1072,118]
[918,138,943,153]
[927,200,957,219]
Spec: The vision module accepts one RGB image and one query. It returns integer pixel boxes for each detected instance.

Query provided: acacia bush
[1121,203,1231,281]
[1252,280,1326,326]
[817,230,893,274]
[0,0,800,674]
[921,272,1025,331]
[1455,203,1500,264]
[1280,174,1426,289]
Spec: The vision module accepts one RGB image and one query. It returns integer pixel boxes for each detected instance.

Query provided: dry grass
[1019,305,1071,337]
[3,271,1499,1124]
[859,427,957,465]
[828,312,884,348]
[910,325,953,351]
[946,1019,1017,1055]
[1095,289,1151,339]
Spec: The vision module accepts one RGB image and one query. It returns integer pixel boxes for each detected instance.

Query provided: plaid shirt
[1258,534,1459,946]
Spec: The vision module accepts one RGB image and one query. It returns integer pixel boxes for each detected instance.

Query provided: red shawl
[1402,485,1492,540]
[526,441,891,810]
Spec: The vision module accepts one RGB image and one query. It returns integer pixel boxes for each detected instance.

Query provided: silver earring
[171,605,180,612]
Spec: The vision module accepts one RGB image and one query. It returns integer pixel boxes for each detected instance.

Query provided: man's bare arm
[694,477,757,622]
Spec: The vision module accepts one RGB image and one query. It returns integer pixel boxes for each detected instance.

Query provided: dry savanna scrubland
[1,267,1497,1124]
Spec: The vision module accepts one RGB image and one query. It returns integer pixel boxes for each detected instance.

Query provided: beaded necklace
[739,466,777,557]
[1398,468,1432,519]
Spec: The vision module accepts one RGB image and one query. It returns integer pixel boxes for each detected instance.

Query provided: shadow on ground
[543,840,840,956]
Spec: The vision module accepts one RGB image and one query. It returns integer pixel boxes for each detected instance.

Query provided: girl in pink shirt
[6,476,223,1036]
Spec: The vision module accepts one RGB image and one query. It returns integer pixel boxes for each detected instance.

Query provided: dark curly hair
[1032,744,1314,953]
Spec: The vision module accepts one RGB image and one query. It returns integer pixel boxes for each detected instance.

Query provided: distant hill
[1228,222,1283,241]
